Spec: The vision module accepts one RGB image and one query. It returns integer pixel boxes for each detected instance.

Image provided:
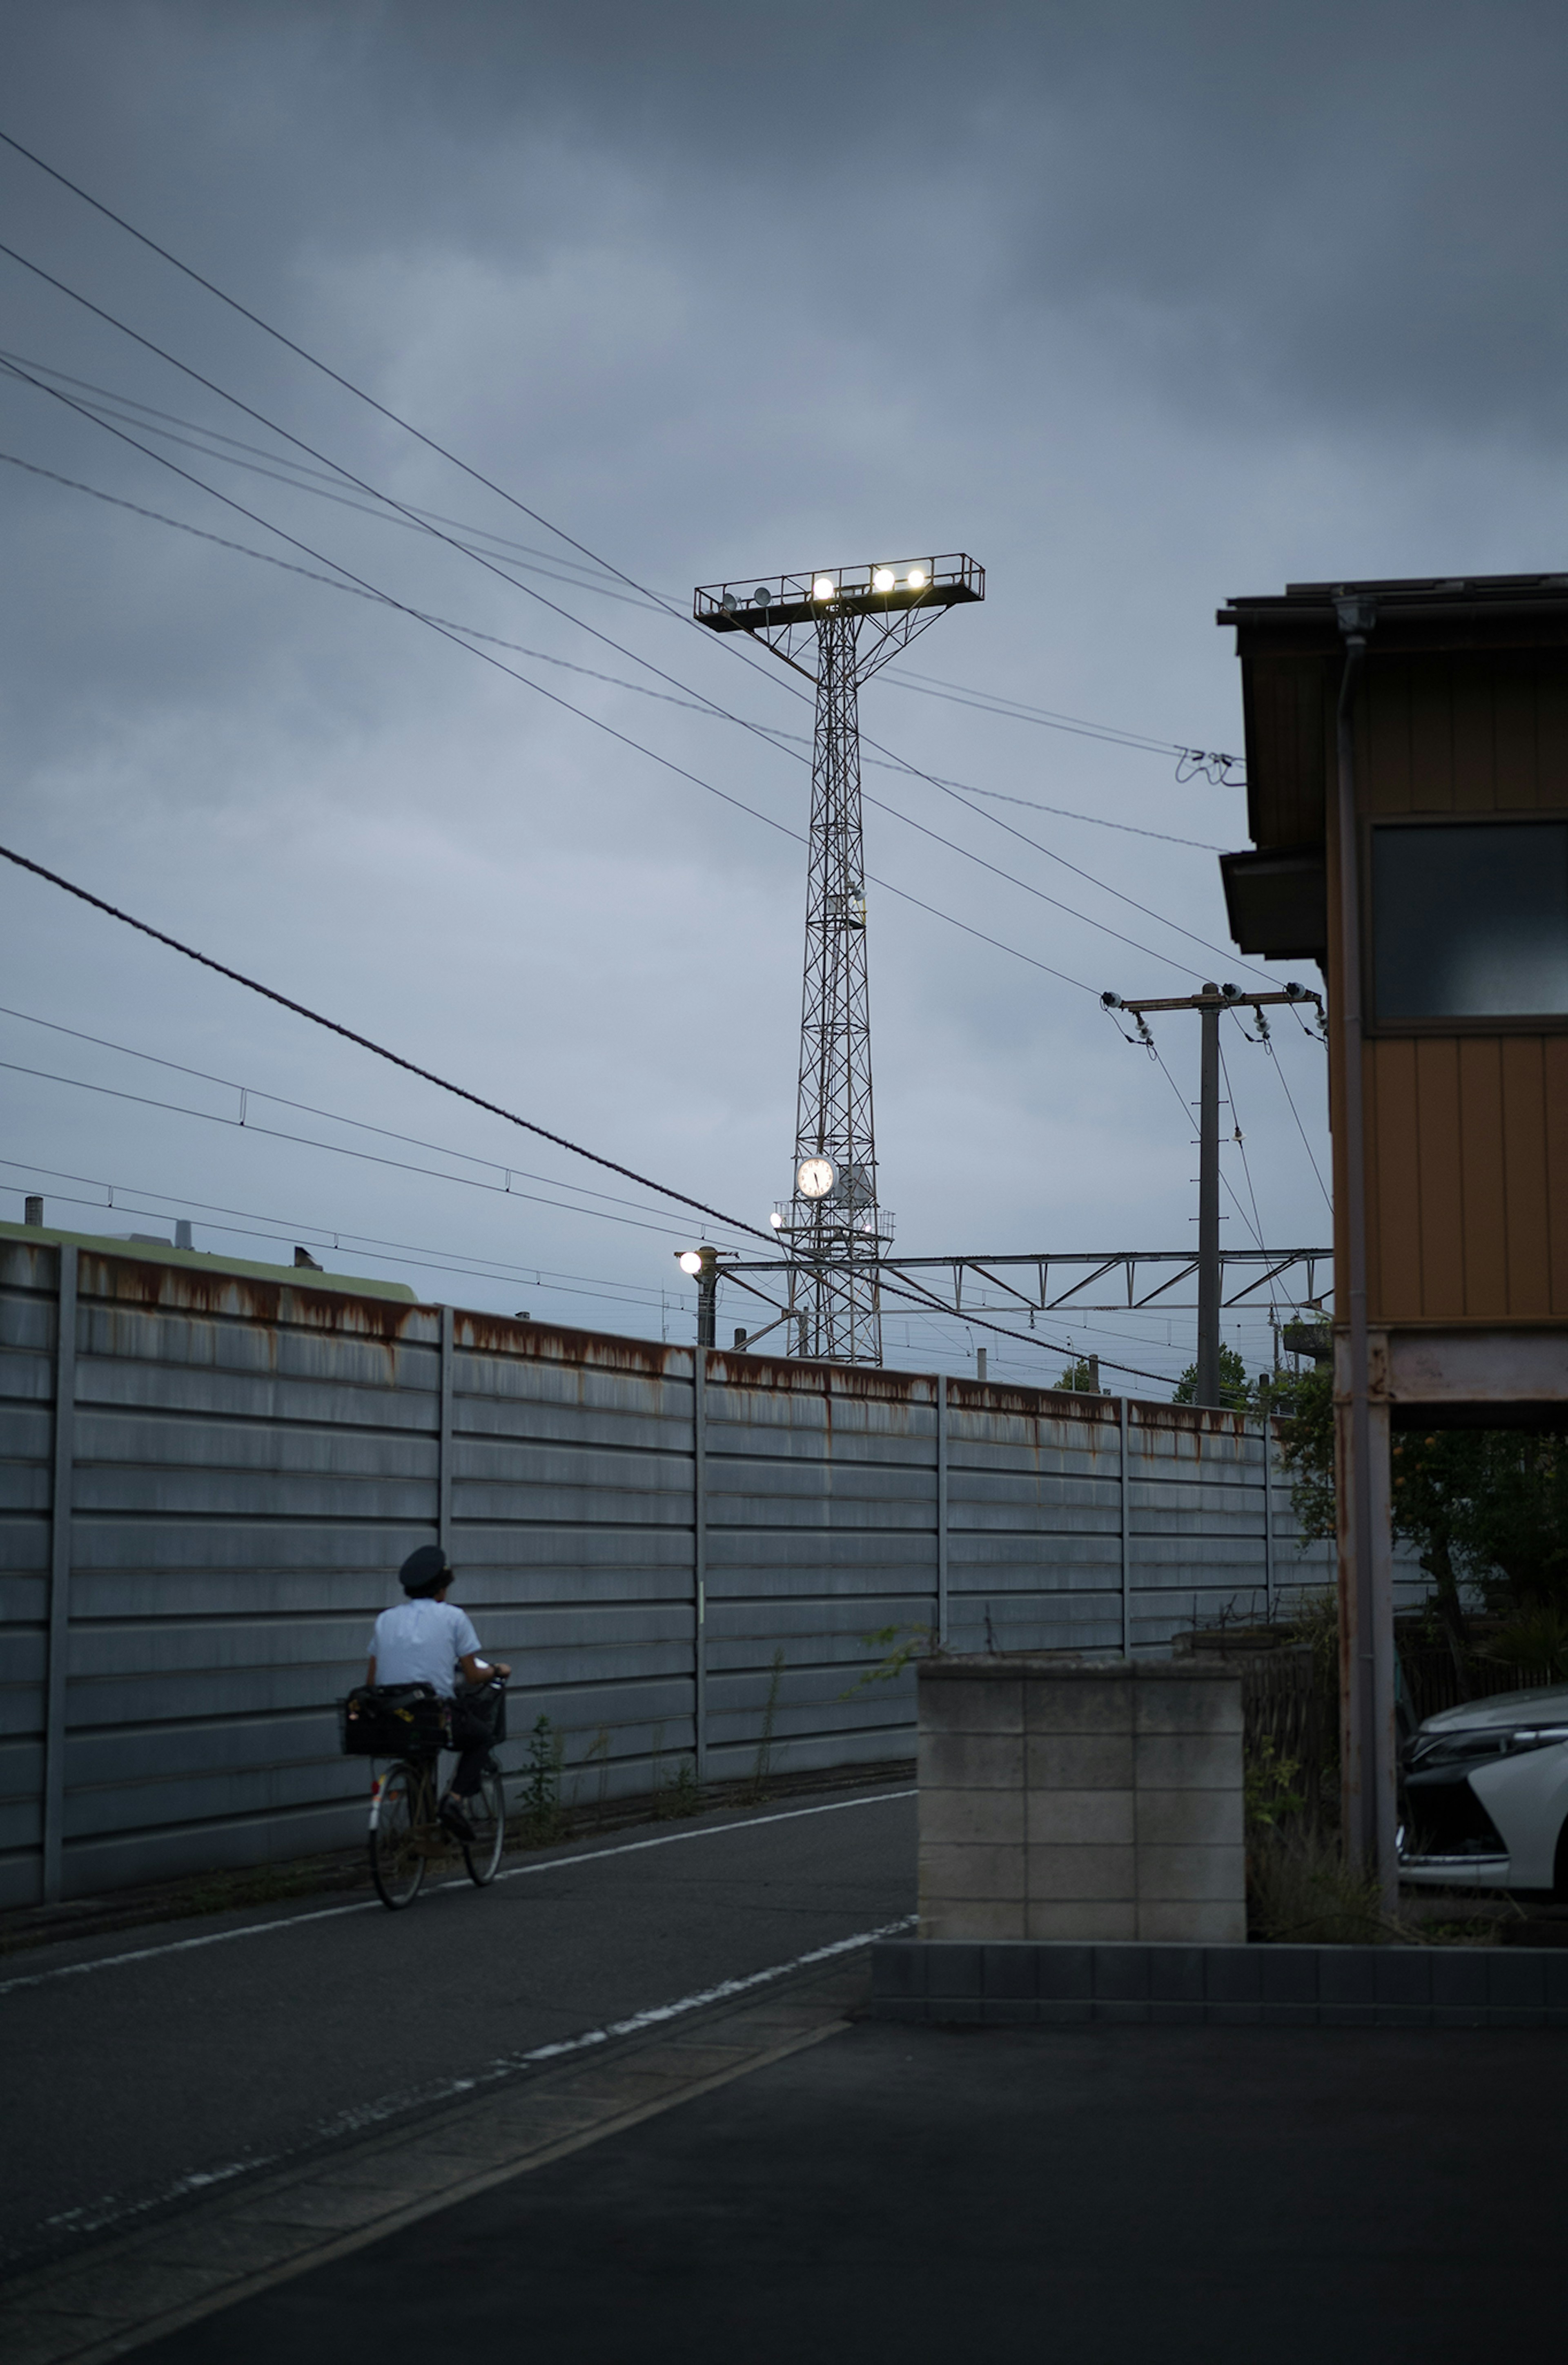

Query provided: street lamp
[675,1245,719,1348]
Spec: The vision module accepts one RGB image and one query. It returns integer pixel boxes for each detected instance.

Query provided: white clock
[796,1155,837,1200]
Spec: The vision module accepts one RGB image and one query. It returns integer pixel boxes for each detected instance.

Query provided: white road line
[0,1787,917,1997]
[33,1914,917,2251]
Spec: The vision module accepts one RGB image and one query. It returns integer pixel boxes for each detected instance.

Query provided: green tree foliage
[1056,1356,1099,1391]
[1275,1362,1568,1644]
[1171,1343,1256,1411]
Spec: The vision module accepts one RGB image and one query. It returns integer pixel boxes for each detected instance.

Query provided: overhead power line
[0,134,1251,791]
[0,145,1257,967]
[0,1000,685,1227]
[0,1055,722,1246]
[0,841,770,1241]
[0,334,1224,988]
[0,1157,679,1319]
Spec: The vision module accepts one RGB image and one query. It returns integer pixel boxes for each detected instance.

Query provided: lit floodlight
[872,567,895,592]
[769,1210,786,1228]
[678,1250,704,1276]
[812,576,836,601]
[906,566,928,589]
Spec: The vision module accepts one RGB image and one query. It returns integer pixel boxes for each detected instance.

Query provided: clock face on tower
[796,1155,837,1200]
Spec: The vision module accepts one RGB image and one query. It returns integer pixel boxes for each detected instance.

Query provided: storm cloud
[1,1,1561,1381]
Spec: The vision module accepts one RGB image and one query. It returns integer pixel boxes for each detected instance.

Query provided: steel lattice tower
[695,556,984,1362]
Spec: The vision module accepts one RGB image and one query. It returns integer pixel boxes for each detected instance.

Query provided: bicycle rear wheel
[462,1767,506,1886]
[370,1761,428,1909]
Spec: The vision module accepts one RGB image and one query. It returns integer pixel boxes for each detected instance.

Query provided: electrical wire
[0,449,1238,983]
[0,1001,695,1227]
[0,365,1115,999]
[1262,1024,1333,1214]
[0,841,770,1240]
[0,1054,743,1245]
[0,1158,679,1317]
[0,134,1254,796]
[0,179,1261,973]
[880,669,1243,779]
[1216,1037,1268,1253]
[3,358,1245,872]
[0,371,1218,992]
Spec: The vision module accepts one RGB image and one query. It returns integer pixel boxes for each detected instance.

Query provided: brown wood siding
[1243,654,1330,849]
[1364,1034,1568,1320]
[1356,649,1568,819]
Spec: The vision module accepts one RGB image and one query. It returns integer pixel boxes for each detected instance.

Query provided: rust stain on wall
[78,1252,426,1347]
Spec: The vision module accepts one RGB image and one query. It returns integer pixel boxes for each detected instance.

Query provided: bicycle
[343,1680,508,1910]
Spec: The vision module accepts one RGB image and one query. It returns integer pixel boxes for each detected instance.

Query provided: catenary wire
[0,1001,691,1228]
[0,366,1116,997]
[0,1056,751,1247]
[0,845,770,1239]
[0,358,1224,990]
[1,294,1247,984]
[1217,1037,1268,1253]
[1258,1019,1333,1215]
[0,1161,684,1318]
[0,198,1256,957]
[0,348,1249,797]
[0,444,1227,861]
[0,136,1250,792]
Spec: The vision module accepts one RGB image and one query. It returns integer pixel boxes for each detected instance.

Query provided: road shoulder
[1,1953,870,2365]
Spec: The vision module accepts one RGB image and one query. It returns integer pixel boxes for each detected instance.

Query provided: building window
[1371,820,1568,1021]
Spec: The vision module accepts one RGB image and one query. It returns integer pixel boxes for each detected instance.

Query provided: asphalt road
[0,1782,915,2274]
[143,2017,1566,2365]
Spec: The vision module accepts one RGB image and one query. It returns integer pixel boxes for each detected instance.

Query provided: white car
[1399,1683,1568,1894]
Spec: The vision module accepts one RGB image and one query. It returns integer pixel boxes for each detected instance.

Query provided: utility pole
[695,556,984,1363]
[1102,981,1324,1407]
[676,1245,719,1349]
[1197,986,1222,1409]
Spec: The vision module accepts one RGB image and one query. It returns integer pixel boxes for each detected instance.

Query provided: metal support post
[1332,598,1396,1909]
[437,1303,454,1559]
[1261,1403,1275,1620]
[1119,1396,1132,1658]
[1197,986,1222,1408]
[693,1345,708,1784]
[42,1243,78,1905]
[935,1374,949,1645]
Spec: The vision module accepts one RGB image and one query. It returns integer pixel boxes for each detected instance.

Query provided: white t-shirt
[369,1597,482,1698]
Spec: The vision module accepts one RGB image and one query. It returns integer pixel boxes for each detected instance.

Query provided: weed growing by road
[838,1624,937,1700]
[521,1713,567,1844]
[655,1758,701,1819]
[747,1647,786,1803]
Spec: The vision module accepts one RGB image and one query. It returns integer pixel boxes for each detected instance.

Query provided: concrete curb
[0,1959,868,2364]
[871,1938,1568,2026]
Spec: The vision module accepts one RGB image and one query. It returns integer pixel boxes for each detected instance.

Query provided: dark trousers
[450,1743,490,1798]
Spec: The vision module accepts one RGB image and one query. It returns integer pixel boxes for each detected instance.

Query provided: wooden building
[1217,573,1568,1891]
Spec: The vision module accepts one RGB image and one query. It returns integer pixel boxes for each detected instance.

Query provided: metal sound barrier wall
[0,1240,1392,1908]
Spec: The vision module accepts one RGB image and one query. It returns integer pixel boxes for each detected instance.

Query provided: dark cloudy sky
[2,1,1562,1387]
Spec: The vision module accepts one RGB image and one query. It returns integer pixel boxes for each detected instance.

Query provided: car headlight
[1405,1724,1568,1774]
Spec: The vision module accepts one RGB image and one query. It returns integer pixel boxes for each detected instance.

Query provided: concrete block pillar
[918,1656,1245,1944]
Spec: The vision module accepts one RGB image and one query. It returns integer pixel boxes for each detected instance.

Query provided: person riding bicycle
[365,1546,510,1843]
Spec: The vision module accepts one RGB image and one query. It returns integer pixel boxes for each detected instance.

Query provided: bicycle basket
[450,1680,507,1751]
[339,1684,448,1757]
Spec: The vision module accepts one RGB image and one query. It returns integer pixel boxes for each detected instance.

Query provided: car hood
[1417,1682,1568,1736]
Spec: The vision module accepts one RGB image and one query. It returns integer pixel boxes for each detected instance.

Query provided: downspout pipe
[1332,595,1394,1903]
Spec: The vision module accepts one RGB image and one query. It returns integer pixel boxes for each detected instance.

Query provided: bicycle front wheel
[462,1768,507,1887]
[370,1761,428,1909]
